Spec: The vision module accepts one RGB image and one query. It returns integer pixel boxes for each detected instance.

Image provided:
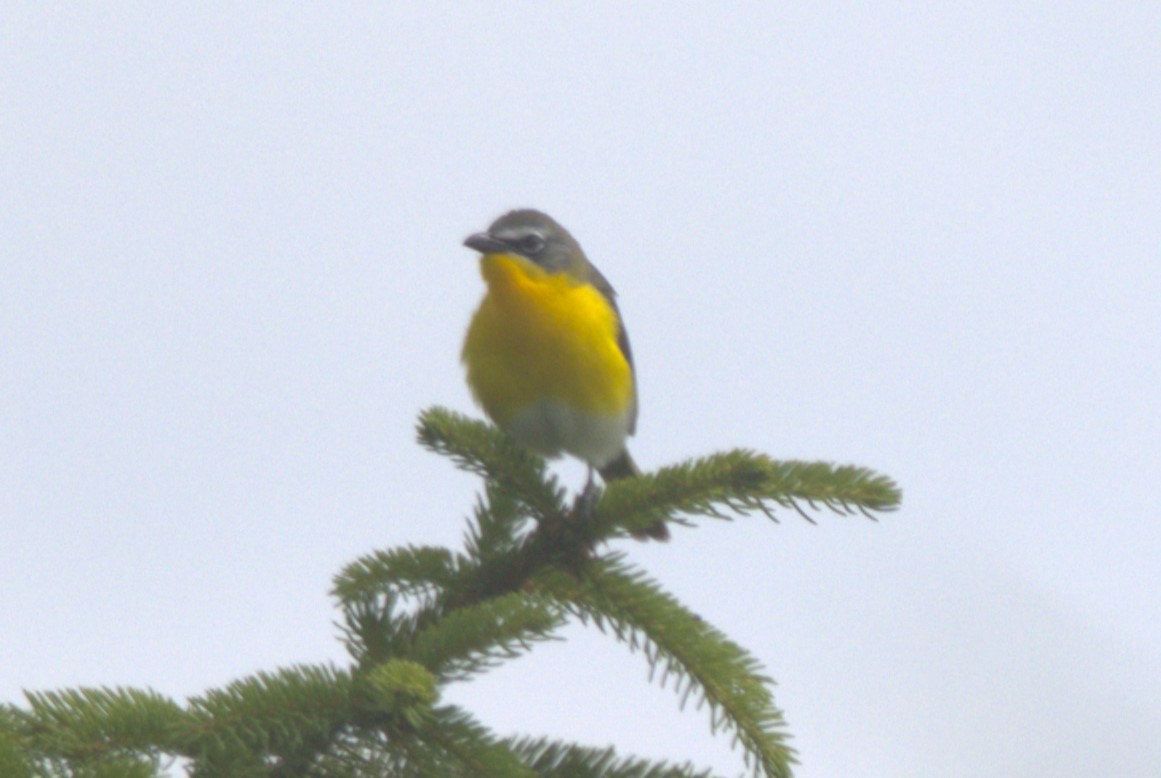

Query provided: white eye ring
[516,234,545,255]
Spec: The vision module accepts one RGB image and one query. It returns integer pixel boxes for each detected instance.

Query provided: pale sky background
[3,4,1159,777]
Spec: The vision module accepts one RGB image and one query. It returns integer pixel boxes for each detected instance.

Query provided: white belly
[506,400,632,469]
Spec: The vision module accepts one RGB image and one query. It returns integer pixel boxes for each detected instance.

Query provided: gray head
[463,209,590,276]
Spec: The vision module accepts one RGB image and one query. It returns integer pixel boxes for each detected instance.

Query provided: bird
[461,209,669,541]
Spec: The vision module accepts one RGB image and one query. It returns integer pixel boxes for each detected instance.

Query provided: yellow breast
[461,254,634,428]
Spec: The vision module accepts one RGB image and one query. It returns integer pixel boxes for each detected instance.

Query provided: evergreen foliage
[3,407,901,777]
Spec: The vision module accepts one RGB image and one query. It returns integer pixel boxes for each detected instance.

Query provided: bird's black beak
[463,233,511,254]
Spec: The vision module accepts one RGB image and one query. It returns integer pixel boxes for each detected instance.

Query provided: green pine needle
[20,686,185,765]
[506,735,725,778]
[332,545,459,604]
[185,664,354,769]
[536,558,796,778]
[596,450,901,538]
[7,407,903,777]
[406,593,565,681]
[411,705,537,778]
[417,407,568,523]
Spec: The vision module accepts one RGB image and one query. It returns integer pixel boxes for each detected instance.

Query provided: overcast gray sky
[3,4,1159,776]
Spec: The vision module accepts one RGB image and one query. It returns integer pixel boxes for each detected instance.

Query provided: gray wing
[588,266,638,436]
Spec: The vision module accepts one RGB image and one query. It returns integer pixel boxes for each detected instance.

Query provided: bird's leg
[574,465,602,522]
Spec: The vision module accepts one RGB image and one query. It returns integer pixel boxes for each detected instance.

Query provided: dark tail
[599,450,670,542]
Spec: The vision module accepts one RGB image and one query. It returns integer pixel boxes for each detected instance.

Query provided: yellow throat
[461,252,634,462]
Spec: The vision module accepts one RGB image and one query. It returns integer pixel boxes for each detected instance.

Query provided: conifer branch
[17,686,185,769]
[5,407,903,776]
[332,545,459,605]
[338,591,410,667]
[406,593,564,682]
[417,407,568,524]
[0,708,33,778]
[333,544,564,676]
[184,664,354,771]
[505,735,725,778]
[410,705,536,778]
[332,548,458,670]
[535,558,795,778]
[465,483,530,560]
[595,450,900,538]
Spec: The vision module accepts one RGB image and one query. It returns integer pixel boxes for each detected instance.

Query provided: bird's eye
[516,234,545,255]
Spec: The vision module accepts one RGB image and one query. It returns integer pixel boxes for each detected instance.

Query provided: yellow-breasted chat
[461,209,668,541]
